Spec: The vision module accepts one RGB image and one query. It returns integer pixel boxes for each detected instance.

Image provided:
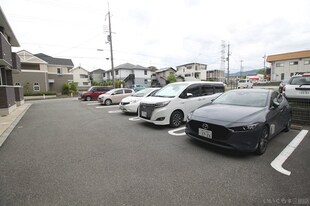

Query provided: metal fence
[287,98,310,126]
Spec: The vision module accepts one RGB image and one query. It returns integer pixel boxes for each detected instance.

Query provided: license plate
[198,128,212,139]
[141,111,147,117]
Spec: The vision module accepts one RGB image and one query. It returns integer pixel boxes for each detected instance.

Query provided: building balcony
[0,33,12,67]
[12,52,21,72]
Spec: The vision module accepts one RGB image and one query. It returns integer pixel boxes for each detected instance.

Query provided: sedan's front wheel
[170,110,183,128]
[105,99,112,106]
[255,126,269,155]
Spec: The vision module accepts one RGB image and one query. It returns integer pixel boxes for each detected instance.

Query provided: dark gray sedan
[185,89,292,155]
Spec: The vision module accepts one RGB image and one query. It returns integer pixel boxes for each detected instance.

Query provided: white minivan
[139,81,225,127]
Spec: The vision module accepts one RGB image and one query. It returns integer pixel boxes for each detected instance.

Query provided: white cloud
[2,0,310,73]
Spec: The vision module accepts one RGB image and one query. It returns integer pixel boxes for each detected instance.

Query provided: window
[186,66,192,70]
[289,61,298,65]
[201,85,214,95]
[125,89,133,93]
[144,79,148,84]
[276,63,284,67]
[33,83,40,91]
[281,73,285,80]
[144,70,147,75]
[182,84,200,98]
[185,74,191,77]
[15,82,21,86]
[83,82,89,85]
[115,70,119,75]
[80,74,88,78]
[304,60,310,65]
[214,85,225,93]
[103,73,106,77]
[57,68,62,75]
[114,89,123,95]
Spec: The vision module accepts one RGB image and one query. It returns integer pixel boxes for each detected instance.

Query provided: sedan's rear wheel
[170,110,183,128]
[255,126,269,155]
[86,96,92,101]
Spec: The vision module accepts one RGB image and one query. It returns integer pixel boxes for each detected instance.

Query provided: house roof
[155,67,176,73]
[70,66,89,73]
[91,68,105,73]
[105,63,150,72]
[0,7,20,46]
[35,53,74,67]
[267,50,310,62]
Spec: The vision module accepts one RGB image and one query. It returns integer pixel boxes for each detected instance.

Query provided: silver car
[98,88,135,105]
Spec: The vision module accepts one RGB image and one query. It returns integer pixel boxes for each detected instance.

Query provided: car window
[201,85,214,95]
[114,89,123,95]
[269,91,278,107]
[153,83,188,98]
[125,89,133,93]
[214,85,224,93]
[182,84,200,98]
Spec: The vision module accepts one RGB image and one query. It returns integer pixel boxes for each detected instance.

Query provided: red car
[79,86,113,101]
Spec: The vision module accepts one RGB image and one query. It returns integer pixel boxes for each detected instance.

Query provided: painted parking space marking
[87,102,100,106]
[271,129,309,176]
[129,117,141,121]
[108,110,122,114]
[95,105,119,109]
[168,127,186,136]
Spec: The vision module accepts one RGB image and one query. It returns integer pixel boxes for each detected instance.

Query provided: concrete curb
[0,103,32,147]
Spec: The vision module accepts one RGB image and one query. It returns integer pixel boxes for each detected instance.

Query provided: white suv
[283,73,310,99]
[237,79,253,89]
[138,81,225,127]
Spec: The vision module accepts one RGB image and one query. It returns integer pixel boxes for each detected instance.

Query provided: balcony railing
[0,33,12,67]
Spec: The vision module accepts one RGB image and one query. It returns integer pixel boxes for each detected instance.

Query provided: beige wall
[13,71,48,93]
[48,74,73,94]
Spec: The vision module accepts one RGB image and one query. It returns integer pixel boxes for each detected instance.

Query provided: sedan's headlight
[230,123,259,132]
[154,101,170,108]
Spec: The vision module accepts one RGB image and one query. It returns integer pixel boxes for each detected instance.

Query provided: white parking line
[271,129,309,176]
[95,105,120,109]
[129,117,141,121]
[108,110,122,114]
[168,127,186,136]
[87,102,100,106]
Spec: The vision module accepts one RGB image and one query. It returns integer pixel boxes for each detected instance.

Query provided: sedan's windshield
[132,88,155,97]
[153,83,188,98]
[213,90,269,107]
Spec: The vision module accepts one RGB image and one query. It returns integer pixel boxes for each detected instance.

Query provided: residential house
[175,63,207,81]
[14,51,74,94]
[0,6,23,116]
[70,66,91,91]
[151,67,176,87]
[206,69,225,82]
[103,63,152,88]
[90,68,104,83]
[267,50,310,81]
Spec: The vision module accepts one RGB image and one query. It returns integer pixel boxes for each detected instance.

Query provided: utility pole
[226,44,230,85]
[263,54,266,79]
[107,5,115,88]
[240,60,243,79]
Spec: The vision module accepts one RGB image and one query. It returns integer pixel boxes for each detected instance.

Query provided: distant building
[151,67,176,87]
[90,68,105,83]
[206,69,225,82]
[70,66,91,91]
[14,50,74,94]
[267,50,310,81]
[175,63,207,81]
[103,63,152,88]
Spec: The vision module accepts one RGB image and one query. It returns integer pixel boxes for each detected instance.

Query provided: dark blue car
[185,89,292,155]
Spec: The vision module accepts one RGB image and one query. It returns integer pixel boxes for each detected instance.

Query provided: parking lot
[0,98,309,205]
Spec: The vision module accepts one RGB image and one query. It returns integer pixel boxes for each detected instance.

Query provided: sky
[1,0,310,73]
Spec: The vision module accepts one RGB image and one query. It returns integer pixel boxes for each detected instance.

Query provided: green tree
[61,83,70,95]
[167,74,177,84]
